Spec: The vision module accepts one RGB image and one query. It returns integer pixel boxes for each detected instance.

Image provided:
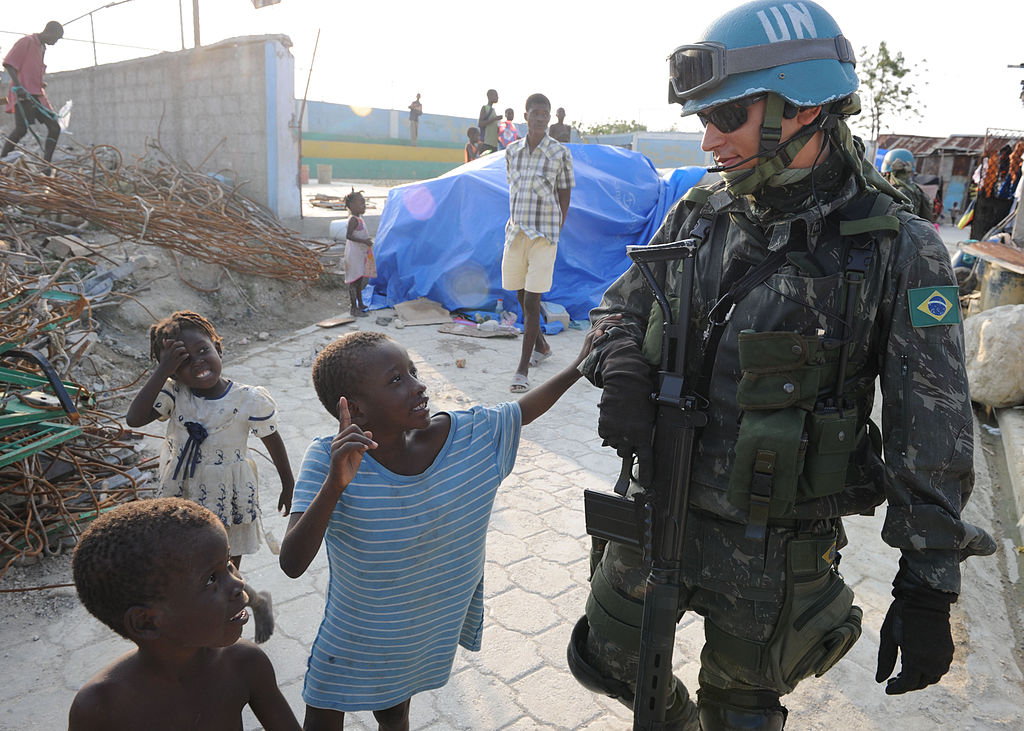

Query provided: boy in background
[502,92,574,393]
[549,107,571,143]
[465,126,480,162]
[477,89,501,153]
[498,108,520,149]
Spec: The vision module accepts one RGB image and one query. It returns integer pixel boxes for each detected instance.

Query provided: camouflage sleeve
[916,185,936,223]
[878,215,973,595]
[579,198,691,384]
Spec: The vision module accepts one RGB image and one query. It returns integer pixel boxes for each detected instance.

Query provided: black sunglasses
[696,95,766,134]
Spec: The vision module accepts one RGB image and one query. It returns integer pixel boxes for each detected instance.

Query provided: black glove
[875,564,957,695]
[594,334,655,485]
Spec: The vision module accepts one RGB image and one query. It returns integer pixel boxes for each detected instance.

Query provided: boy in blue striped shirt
[281,321,614,730]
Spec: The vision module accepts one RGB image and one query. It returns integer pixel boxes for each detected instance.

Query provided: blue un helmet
[668,0,858,115]
[667,1,861,194]
[881,148,915,174]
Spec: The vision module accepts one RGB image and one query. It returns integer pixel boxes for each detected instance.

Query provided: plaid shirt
[505,135,574,245]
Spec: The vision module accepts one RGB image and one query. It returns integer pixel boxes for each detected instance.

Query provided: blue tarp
[371,144,705,320]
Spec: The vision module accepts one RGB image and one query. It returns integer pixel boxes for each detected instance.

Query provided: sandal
[510,373,530,393]
[529,349,553,367]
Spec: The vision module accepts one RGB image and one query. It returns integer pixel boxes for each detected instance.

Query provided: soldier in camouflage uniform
[882,148,936,222]
[565,2,995,729]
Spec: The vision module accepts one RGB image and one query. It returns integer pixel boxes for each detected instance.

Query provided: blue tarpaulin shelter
[371,144,705,320]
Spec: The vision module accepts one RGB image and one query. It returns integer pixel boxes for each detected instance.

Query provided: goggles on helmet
[667,35,856,104]
[696,94,766,133]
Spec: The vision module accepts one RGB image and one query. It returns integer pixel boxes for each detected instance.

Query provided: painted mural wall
[300,101,488,180]
[300,102,711,181]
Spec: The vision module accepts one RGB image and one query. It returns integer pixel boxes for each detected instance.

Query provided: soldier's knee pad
[566,561,644,700]
[697,687,787,730]
[568,616,700,730]
[566,615,634,701]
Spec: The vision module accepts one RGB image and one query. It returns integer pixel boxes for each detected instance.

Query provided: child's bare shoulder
[221,638,277,682]
[68,653,145,730]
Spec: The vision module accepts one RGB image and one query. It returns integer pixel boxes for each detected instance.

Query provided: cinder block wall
[42,35,298,217]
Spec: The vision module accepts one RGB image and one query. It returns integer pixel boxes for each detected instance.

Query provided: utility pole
[178,0,186,50]
[192,0,201,48]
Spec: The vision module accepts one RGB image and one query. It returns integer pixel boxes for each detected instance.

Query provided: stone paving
[4,315,1022,730]
[4,206,1024,728]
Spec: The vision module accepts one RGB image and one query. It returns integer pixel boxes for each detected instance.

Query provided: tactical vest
[642,186,900,535]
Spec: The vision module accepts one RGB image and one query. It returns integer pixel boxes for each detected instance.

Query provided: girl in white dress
[127,310,294,643]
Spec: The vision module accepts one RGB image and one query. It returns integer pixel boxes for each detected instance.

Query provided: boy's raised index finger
[337,396,351,431]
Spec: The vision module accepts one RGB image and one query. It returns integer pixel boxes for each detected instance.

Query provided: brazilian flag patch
[908,286,960,327]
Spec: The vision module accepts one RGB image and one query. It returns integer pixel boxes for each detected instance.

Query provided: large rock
[964,304,1024,407]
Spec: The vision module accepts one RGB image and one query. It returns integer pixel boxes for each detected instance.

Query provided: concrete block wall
[587,131,711,169]
[41,35,298,217]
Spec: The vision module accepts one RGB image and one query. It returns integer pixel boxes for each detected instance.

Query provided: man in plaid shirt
[502,92,575,393]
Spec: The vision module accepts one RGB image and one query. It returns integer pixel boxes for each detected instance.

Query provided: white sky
[3,0,1023,139]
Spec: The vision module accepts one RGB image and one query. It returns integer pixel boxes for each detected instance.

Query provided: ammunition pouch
[704,533,863,694]
[727,331,863,525]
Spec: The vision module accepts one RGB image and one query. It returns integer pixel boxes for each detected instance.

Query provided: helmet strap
[720,96,822,196]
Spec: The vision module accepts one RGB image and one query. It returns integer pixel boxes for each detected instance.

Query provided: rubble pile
[0,141,331,578]
[0,141,325,284]
[0,263,152,579]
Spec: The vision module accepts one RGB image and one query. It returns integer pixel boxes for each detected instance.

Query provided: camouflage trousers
[580,509,860,717]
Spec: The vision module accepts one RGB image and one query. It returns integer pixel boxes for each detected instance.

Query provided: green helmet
[668,0,858,115]
[881,148,915,174]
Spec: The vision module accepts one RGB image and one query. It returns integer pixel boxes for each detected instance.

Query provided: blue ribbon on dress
[172,421,208,479]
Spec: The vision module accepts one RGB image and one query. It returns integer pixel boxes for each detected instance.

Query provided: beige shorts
[501,229,557,294]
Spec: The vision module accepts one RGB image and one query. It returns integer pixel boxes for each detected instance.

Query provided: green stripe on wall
[302,132,464,150]
[302,156,462,181]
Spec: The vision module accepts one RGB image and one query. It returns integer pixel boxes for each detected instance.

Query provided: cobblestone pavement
[3,315,1022,730]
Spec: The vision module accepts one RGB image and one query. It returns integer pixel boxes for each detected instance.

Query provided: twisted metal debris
[0,412,153,582]
[0,141,324,283]
[1,173,160,580]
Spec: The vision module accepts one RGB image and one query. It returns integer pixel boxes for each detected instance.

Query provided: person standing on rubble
[1,21,63,165]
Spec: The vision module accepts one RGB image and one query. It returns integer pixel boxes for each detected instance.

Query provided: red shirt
[4,34,50,112]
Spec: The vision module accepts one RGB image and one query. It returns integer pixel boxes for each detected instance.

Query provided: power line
[0,29,168,54]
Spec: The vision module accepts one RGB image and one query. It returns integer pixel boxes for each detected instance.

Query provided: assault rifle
[583,239,707,730]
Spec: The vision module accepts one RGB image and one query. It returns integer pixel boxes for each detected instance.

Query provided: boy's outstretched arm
[518,315,620,425]
[238,642,301,731]
[279,397,376,578]
[261,431,295,515]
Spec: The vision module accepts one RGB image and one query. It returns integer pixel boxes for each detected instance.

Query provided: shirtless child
[68,498,299,731]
